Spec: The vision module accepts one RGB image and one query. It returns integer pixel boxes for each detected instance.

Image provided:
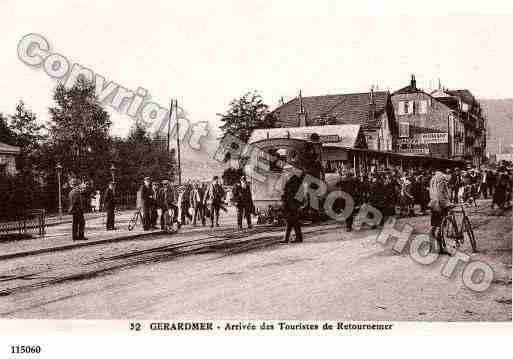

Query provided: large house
[272,90,395,152]
[268,75,486,167]
[391,75,486,166]
[0,141,20,176]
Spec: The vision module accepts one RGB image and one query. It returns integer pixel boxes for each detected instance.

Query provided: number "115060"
[10,345,41,354]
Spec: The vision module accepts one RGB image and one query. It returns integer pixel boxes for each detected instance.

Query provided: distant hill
[178,132,227,181]
[480,99,513,154]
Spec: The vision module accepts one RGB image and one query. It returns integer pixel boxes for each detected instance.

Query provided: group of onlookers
[68,179,116,241]
[66,162,512,243]
[136,175,228,231]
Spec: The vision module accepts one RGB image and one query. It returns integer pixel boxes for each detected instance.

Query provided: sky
[1,0,513,138]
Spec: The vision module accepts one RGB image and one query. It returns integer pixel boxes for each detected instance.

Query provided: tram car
[247,132,334,225]
[243,124,466,225]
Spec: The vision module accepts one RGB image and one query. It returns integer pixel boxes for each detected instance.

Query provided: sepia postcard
[0,0,511,357]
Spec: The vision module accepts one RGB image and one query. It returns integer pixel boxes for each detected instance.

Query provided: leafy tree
[10,101,46,152]
[0,113,17,146]
[9,101,46,171]
[219,91,276,144]
[111,123,177,194]
[47,78,112,185]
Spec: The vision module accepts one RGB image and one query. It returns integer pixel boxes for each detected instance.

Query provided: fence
[114,192,137,210]
[0,209,46,238]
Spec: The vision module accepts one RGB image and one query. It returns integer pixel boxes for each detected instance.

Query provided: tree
[47,78,112,185]
[10,101,46,152]
[0,113,17,146]
[9,101,46,171]
[219,91,276,144]
[111,123,178,194]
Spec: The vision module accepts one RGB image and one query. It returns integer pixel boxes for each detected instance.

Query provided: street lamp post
[56,163,63,221]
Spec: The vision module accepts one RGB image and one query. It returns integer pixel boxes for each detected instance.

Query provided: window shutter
[420,100,427,114]
[398,101,405,115]
[409,101,415,114]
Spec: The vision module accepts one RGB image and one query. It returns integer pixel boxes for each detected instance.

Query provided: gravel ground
[0,200,510,321]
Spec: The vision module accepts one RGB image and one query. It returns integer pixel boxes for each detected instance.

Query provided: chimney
[411,74,417,89]
[368,86,376,122]
[298,90,307,126]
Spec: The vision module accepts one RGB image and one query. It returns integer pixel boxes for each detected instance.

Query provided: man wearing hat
[138,177,153,230]
[205,175,225,227]
[280,166,305,243]
[103,181,116,230]
[159,180,176,229]
[232,176,254,230]
[68,178,86,241]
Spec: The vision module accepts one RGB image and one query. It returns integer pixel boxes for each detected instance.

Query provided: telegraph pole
[167,100,173,153]
[175,99,182,185]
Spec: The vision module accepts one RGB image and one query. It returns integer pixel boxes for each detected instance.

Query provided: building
[0,141,20,176]
[391,75,486,166]
[272,90,395,152]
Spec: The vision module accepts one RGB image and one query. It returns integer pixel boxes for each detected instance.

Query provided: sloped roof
[273,91,389,129]
[0,141,20,155]
[445,89,476,106]
[393,84,421,95]
[433,96,460,111]
[248,124,364,148]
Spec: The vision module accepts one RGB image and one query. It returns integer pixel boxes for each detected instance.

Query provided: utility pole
[175,99,182,185]
[167,100,173,153]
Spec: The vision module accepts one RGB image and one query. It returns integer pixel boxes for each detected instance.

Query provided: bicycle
[161,206,180,234]
[440,203,477,254]
[127,208,143,231]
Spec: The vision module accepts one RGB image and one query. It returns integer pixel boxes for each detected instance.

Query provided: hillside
[480,99,513,154]
[177,132,227,181]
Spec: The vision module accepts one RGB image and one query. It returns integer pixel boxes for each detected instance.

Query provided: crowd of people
[136,176,228,231]
[277,163,513,247]
[65,161,512,243]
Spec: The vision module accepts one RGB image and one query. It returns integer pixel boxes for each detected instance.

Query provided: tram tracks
[0,226,291,297]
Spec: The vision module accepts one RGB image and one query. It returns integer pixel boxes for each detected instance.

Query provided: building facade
[0,141,20,176]
[265,75,486,171]
[273,90,395,152]
[391,75,486,166]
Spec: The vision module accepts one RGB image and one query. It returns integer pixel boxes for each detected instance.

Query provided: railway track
[0,224,299,298]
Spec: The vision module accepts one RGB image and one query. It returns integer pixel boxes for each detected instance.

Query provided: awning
[0,142,20,155]
[248,124,363,148]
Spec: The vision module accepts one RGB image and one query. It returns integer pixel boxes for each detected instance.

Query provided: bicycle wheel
[462,216,477,252]
[127,212,138,231]
[441,215,460,254]
[163,210,179,233]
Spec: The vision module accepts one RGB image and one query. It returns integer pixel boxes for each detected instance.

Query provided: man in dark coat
[160,180,178,229]
[68,178,85,241]
[486,170,497,198]
[138,177,153,230]
[103,181,116,230]
[281,168,305,243]
[150,182,160,229]
[339,171,359,232]
[383,173,397,221]
[369,174,386,227]
[191,181,206,226]
[232,176,254,230]
[205,176,225,227]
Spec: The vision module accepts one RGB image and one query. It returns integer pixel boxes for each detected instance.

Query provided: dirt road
[0,203,510,320]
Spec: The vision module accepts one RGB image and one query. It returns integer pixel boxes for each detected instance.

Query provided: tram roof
[0,141,20,155]
[248,124,363,148]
